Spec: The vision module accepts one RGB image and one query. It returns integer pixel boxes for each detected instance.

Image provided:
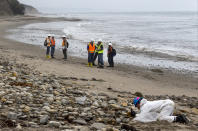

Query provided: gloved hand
[131,108,136,118]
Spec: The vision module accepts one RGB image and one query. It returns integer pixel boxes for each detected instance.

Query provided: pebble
[48,121,61,128]
[73,119,87,125]
[40,115,49,125]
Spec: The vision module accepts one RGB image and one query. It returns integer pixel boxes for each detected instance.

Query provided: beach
[0,16,198,97]
[0,16,198,130]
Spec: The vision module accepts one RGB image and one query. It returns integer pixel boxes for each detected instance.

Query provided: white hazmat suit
[134,98,176,123]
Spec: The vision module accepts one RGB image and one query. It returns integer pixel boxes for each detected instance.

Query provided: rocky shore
[0,53,198,131]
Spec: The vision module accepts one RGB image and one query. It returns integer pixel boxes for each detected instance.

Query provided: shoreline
[0,15,198,97]
[0,15,198,130]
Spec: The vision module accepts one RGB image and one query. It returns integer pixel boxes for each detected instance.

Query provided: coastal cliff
[0,0,39,16]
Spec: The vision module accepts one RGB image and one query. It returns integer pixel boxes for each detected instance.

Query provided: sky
[19,0,197,13]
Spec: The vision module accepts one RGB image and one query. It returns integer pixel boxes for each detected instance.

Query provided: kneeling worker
[131,97,189,123]
[87,39,95,67]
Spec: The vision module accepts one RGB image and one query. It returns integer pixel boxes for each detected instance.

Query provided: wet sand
[0,15,198,97]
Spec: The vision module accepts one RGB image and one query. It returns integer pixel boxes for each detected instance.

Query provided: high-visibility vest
[62,40,67,47]
[47,38,51,47]
[97,43,103,54]
[95,44,98,53]
[51,39,55,46]
[88,43,95,53]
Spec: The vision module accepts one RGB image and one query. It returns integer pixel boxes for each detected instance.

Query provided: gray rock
[7,112,17,120]
[91,123,106,130]
[40,115,49,125]
[108,100,116,104]
[48,121,61,128]
[73,119,87,125]
[75,96,87,105]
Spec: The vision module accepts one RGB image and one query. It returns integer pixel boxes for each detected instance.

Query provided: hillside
[0,0,26,16]
[23,4,40,15]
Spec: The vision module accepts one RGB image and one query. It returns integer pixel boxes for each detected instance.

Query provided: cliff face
[23,4,39,15]
[0,0,25,16]
[0,0,14,15]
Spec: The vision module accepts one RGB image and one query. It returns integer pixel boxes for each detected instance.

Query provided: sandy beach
[0,16,197,97]
[0,16,198,130]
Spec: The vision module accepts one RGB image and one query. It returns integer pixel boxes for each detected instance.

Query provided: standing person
[51,35,56,58]
[93,43,98,66]
[45,34,51,59]
[62,35,69,60]
[130,97,189,123]
[97,40,104,68]
[87,39,95,67]
[107,42,116,67]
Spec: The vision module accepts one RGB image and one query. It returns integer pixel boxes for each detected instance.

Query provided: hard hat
[48,34,51,37]
[98,39,102,42]
[133,97,143,107]
[62,35,66,38]
[108,43,112,46]
[91,38,94,42]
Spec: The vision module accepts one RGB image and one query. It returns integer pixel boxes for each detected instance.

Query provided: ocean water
[7,12,198,74]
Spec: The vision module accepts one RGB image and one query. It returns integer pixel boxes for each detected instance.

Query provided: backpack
[112,48,116,57]
[44,39,47,46]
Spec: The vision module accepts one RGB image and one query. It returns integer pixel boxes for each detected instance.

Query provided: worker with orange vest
[87,39,96,67]
[51,35,56,58]
[45,34,51,58]
[62,35,69,60]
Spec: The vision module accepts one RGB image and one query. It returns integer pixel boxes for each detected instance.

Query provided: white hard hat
[48,34,51,37]
[91,38,94,42]
[98,39,102,42]
[108,43,112,46]
[62,35,66,38]
[51,34,55,37]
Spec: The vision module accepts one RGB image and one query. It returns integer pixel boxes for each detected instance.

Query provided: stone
[73,119,87,125]
[75,96,87,105]
[7,112,17,120]
[9,77,16,81]
[48,121,61,128]
[0,83,5,86]
[23,106,31,112]
[91,123,106,130]
[192,108,198,115]
[40,115,49,125]
[108,100,116,104]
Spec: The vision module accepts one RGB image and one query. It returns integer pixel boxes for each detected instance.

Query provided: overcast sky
[19,0,197,13]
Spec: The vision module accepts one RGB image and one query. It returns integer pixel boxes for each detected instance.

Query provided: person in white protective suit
[131,97,188,123]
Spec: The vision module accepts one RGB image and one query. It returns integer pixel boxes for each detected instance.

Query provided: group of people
[87,39,116,68]
[44,35,116,68]
[44,34,69,59]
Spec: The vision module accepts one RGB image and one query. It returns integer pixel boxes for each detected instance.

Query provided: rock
[91,123,106,130]
[12,71,18,77]
[40,115,49,125]
[134,92,143,97]
[73,119,87,125]
[192,108,198,115]
[108,100,116,104]
[75,96,87,105]
[23,106,30,113]
[16,124,22,130]
[121,124,137,131]
[7,112,17,120]
[116,118,121,123]
[48,121,61,128]
[9,77,16,81]
[0,83,5,86]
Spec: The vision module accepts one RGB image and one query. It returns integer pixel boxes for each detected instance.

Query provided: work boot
[175,114,189,124]
[90,63,93,67]
[87,63,90,67]
[93,63,97,66]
